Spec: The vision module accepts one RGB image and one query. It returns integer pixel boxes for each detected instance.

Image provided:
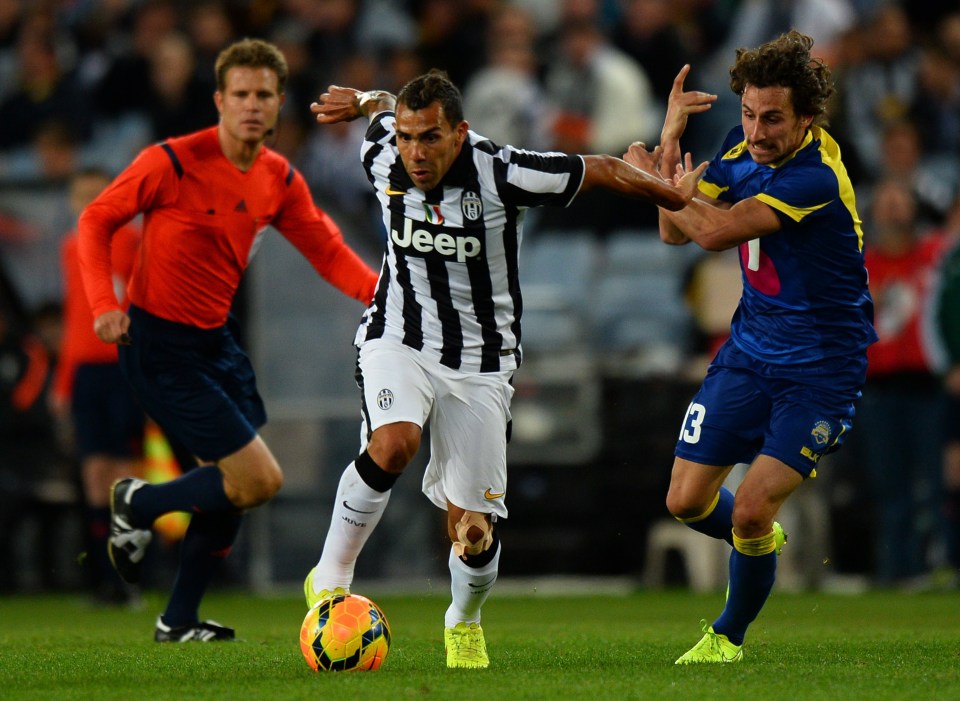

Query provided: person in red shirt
[861,177,949,587]
[51,168,144,606]
[78,38,378,642]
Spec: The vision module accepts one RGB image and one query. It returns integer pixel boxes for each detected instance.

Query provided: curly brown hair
[215,38,288,94]
[729,30,834,124]
[397,69,464,125]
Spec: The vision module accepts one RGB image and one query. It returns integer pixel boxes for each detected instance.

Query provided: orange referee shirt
[78,127,377,328]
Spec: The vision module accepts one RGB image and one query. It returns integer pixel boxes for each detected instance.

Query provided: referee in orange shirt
[78,38,378,642]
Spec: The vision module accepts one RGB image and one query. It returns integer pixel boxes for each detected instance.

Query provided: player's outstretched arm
[311,86,396,124]
[659,65,716,179]
[581,153,706,211]
[623,143,696,244]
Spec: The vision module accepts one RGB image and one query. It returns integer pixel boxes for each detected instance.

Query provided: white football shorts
[356,339,514,518]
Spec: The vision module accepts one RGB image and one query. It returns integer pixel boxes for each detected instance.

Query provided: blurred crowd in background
[2,0,960,599]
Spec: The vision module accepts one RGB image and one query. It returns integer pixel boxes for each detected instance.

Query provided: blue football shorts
[119,305,266,463]
[674,339,867,478]
[71,362,145,459]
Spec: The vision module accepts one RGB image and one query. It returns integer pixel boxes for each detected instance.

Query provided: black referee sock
[132,465,234,524]
[162,511,243,627]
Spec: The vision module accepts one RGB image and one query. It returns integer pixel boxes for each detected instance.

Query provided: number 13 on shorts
[680,402,706,444]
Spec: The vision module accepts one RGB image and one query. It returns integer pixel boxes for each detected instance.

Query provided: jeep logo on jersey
[461,190,482,221]
[391,218,481,263]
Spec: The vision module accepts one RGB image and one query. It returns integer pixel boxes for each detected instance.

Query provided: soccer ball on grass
[299,593,391,671]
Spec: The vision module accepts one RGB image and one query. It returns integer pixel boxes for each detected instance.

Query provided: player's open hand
[661,65,717,144]
[673,152,709,202]
[311,86,362,124]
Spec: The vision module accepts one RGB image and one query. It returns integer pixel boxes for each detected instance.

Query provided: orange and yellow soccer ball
[299,593,391,672]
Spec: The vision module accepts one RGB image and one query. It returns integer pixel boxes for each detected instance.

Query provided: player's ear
[214,90,223,116]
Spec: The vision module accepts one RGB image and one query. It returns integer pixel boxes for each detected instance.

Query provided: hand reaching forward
[624,141,660,175]
[624,141,707,205]
[311,86,363,124]
[673,152,709,201]
[661,65,717,145]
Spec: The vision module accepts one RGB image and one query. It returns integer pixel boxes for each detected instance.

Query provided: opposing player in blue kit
[626,30,877,663]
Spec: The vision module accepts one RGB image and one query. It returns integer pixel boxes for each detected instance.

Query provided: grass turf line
[1,589,959,700]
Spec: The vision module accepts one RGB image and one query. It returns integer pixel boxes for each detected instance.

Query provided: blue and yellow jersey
[699,125,878,364]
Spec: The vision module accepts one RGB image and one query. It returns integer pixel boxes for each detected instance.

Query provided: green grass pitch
[1,587,959,700]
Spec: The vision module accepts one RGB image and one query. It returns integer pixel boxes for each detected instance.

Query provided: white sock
[311,462,391,593]
[444,542,500,628]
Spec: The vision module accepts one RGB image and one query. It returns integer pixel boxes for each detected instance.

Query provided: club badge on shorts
[377,388,394,411]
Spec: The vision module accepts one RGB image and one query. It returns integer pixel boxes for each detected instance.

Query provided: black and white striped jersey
[356,111,585,373]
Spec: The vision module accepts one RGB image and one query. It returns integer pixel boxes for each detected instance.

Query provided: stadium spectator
[910,42,960,173]
[861,119,957,229]
[837,4,921,176]
[0,15,92,151]
[539,15,663,234]
[612,0,698,104]
[183,0,237,99]
[410,0,491,90]
[280,0,362,102]
[77,38,378,642]
[462,5,549,151]
[144,31,218,141]
[626,30,876,662]
[50,168,145,606]
[302,69,703,669]
[0,118,79,182]
[297,52,380,233]
[859,178,949,587]
[544,16,659,157]
[91,0,178,122]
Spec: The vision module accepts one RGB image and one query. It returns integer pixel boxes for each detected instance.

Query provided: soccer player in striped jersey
[78,39,378,642]
[302,69,705,669]
[626,31,878,663]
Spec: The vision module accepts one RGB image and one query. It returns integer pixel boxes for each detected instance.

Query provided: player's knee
[232,465,283,509]
[731,498,772,537]
[450,511,493,558]
[368,423,421,473]
[665,487,705,521]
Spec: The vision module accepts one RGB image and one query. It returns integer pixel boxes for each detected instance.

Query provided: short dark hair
[729,30,834,124]
[397,69,464,126]
[214,38,288,93]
